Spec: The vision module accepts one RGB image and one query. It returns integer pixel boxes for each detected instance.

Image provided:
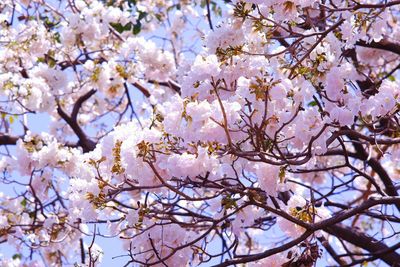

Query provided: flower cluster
[0,0,400,266]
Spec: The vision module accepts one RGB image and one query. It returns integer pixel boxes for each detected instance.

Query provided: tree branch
[57,89,97,153]
[345,132,400,211]
[325,224,400,266]
[356,39,400,56]
[0,133,19,145]
[148,80,181,95]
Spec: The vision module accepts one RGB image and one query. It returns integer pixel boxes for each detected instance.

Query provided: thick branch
[215,197,400,266]
[0,133,19,145]
[71,89,97,121]
[345,133,400,209]
[212,230,313,267]
[356,39,400,56]
[57,89,97,153]
[325,224,400,266]
[148,80,181,95]
[132,82,151,98]
[328,129,400,145]
[205,0,214,30]
[318,236,347,266]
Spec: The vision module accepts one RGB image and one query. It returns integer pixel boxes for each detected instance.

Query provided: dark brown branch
[328,129,400,145]
[148,80,181,94]
[354,0,400,10]
[318,236,347,266]
[325,224,400,266]
[214,197,400,266]
[132,82,151,98]
[0,133,19,145]
[310,197,400,230]
[212,230,313,267]
[80,238,85,264]
[205,0,214,30]
[345,132,400,211]
[71,89,97,121]
[57,89,97,153]
[356,39,400,56]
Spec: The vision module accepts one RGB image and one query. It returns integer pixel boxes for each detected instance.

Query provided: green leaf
[48,58,56,68]
[138,11,147,21]
[43,16,56,28]
[128,0,137,7]
[12,254,22,260]
[53,32,61,43]
[308,100,318,107]
[110,22,132,34]
[132,21,142,35]
[20,198,27,208]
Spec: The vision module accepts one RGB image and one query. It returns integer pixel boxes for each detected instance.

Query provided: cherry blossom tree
[1,0,400,266]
